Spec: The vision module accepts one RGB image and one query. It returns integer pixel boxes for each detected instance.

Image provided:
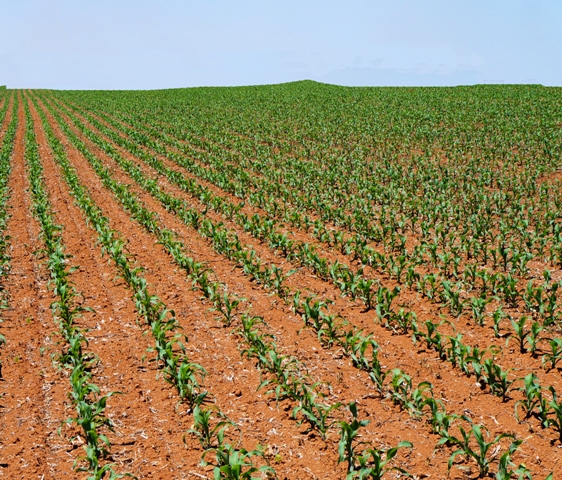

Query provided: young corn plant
[448,423,519,479]
[301,296,329,329]
[339,330,389,396]
[515,373,545,424]
[24,98,129,479]
[492,305,508,338]
[341,331,378,372]
[526,321,543,358]
[356,277,377,311]
[493,440,528,480]
[542,337,562,371]
[200,427,274,480]
[547,387,562,442]
[481,359,514,402]
[470,295,494,326]
[374,286,400,323]
[426,398,460,447]
[446,334,472,376]
[383,308,417,335]
[468,347,491,387]
[187,405,236,450]
[422,319,447,360]
[440,280,465,317]
[338,402,370,473]
[510,316,531,354]
[388,369,432,418]
[351,441,413,480]
[543,281,559,326]
[213,293,244,327]
[292,389,342,440]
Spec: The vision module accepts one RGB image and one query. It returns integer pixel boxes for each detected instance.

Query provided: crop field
[0,81,561,479]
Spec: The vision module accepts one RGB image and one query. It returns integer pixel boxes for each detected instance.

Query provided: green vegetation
[41,80,560,478]
[0,81,558,477]
[23,97,128,479]
[0,91,16,370]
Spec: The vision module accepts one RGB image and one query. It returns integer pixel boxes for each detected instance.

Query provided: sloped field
[0,82,561,479]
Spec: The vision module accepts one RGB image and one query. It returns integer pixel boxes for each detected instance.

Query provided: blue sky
[0,0,559,89]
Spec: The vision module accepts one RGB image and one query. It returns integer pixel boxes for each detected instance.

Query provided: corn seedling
[448,423,519,478]
[338,402,370,473]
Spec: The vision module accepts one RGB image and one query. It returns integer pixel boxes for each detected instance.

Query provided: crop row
[52,93,562,407]
[29,93,279,479]
[45,93,562,413]
[0,92,17,368]
[23,96,128,478]
[33,92,436,477]
[39,90,419,477]
[56,88,562,291]
[54,94,561,356]
[35,93,556,476]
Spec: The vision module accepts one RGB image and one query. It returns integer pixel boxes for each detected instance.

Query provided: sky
[0,0,560,89]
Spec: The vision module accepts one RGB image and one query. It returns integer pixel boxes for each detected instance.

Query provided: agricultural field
[0,81,561,479]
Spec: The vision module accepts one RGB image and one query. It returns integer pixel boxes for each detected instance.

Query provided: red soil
[0,91,558,479]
